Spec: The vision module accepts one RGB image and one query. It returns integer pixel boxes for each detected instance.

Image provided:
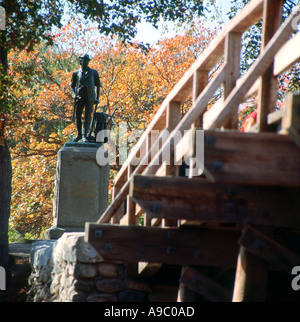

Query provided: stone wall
[28,233,151,302]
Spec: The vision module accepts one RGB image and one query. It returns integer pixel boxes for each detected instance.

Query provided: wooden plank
[193,69,209,127]
[232,246,269,302]
[111,185,125,224]
[223,32,242,129]
[274,32,300,76]
[86,223,240,268]
[166,101,181,178]
[267,108,284,125]
[179,266,232,302]
[257,0,283,131]
[201,130,300,187]
[204,10,296,129]
[239,226,300,274]
[126,164,137,226]
[131,175,300,228]
[236,77,259,100]
[281,93,300,148]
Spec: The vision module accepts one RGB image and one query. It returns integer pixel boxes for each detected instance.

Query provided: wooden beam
[202,130,300,187]
[131,175,300,228]
[224,32,242,129]
[257,0,283,131]
[86,223,240,268]
[239,226,300,274]
[111,184,125,224]
[127,164,137,226]
[281,93,300,148]
[232,246,269,302]
[166,101,181,178]
[193,69,209,128]
[179,266,233,302]
[274,32,300,76]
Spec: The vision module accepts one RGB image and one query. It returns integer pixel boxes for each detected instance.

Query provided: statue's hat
[79,54,91,61]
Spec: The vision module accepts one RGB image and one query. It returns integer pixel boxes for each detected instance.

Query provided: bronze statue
[71,54,101,142]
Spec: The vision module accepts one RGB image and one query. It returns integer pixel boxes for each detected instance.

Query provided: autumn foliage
[7,20,218,239]
[7,14,300,240]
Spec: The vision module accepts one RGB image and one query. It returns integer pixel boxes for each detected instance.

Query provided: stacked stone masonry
[28,233,151,302]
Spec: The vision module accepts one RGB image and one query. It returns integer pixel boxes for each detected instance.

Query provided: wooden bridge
[85,0,300,302]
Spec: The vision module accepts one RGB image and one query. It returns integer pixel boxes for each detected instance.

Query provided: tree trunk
[0,141,12,270]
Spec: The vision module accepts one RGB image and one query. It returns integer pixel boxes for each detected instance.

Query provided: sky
[134,0,232,44]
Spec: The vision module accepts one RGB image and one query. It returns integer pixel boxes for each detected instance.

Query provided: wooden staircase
[85,0,300,302]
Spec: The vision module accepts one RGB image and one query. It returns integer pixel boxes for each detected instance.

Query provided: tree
[7,19,216,238]
[65,0,204,42]
[0,0,206,275]
[0,0,64,272]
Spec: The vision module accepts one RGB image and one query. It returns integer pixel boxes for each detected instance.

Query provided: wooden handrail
[205,9,297,129]
[113,0,265,188]
[98,0,300,225]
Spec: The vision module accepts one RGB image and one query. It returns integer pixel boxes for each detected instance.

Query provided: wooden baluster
[166,101,181,177]
[127,164,136,226]
[281,92,300,148]
[193,70,209,128]
[187,70,209,179]
[164,101,181,227]
[224,32,242,129]
[257,0,283,132]
[111,184,124,224]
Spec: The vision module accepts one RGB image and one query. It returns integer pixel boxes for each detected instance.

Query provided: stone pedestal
[45,142,109,239]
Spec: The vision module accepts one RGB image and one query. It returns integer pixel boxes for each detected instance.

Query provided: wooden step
[86,224,240,268]
[184,130,300,187]
[131,175,300,228]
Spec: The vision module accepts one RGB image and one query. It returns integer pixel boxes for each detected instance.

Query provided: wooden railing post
[257,0,283,131]
[224,32,242,129]
[193,70,209,128]
[111,184,125,224]
[166,101,181,177]
[127,164,137,226]
[164,101,181,227]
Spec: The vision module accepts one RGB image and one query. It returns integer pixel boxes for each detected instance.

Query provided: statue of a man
[71,54,101,142]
